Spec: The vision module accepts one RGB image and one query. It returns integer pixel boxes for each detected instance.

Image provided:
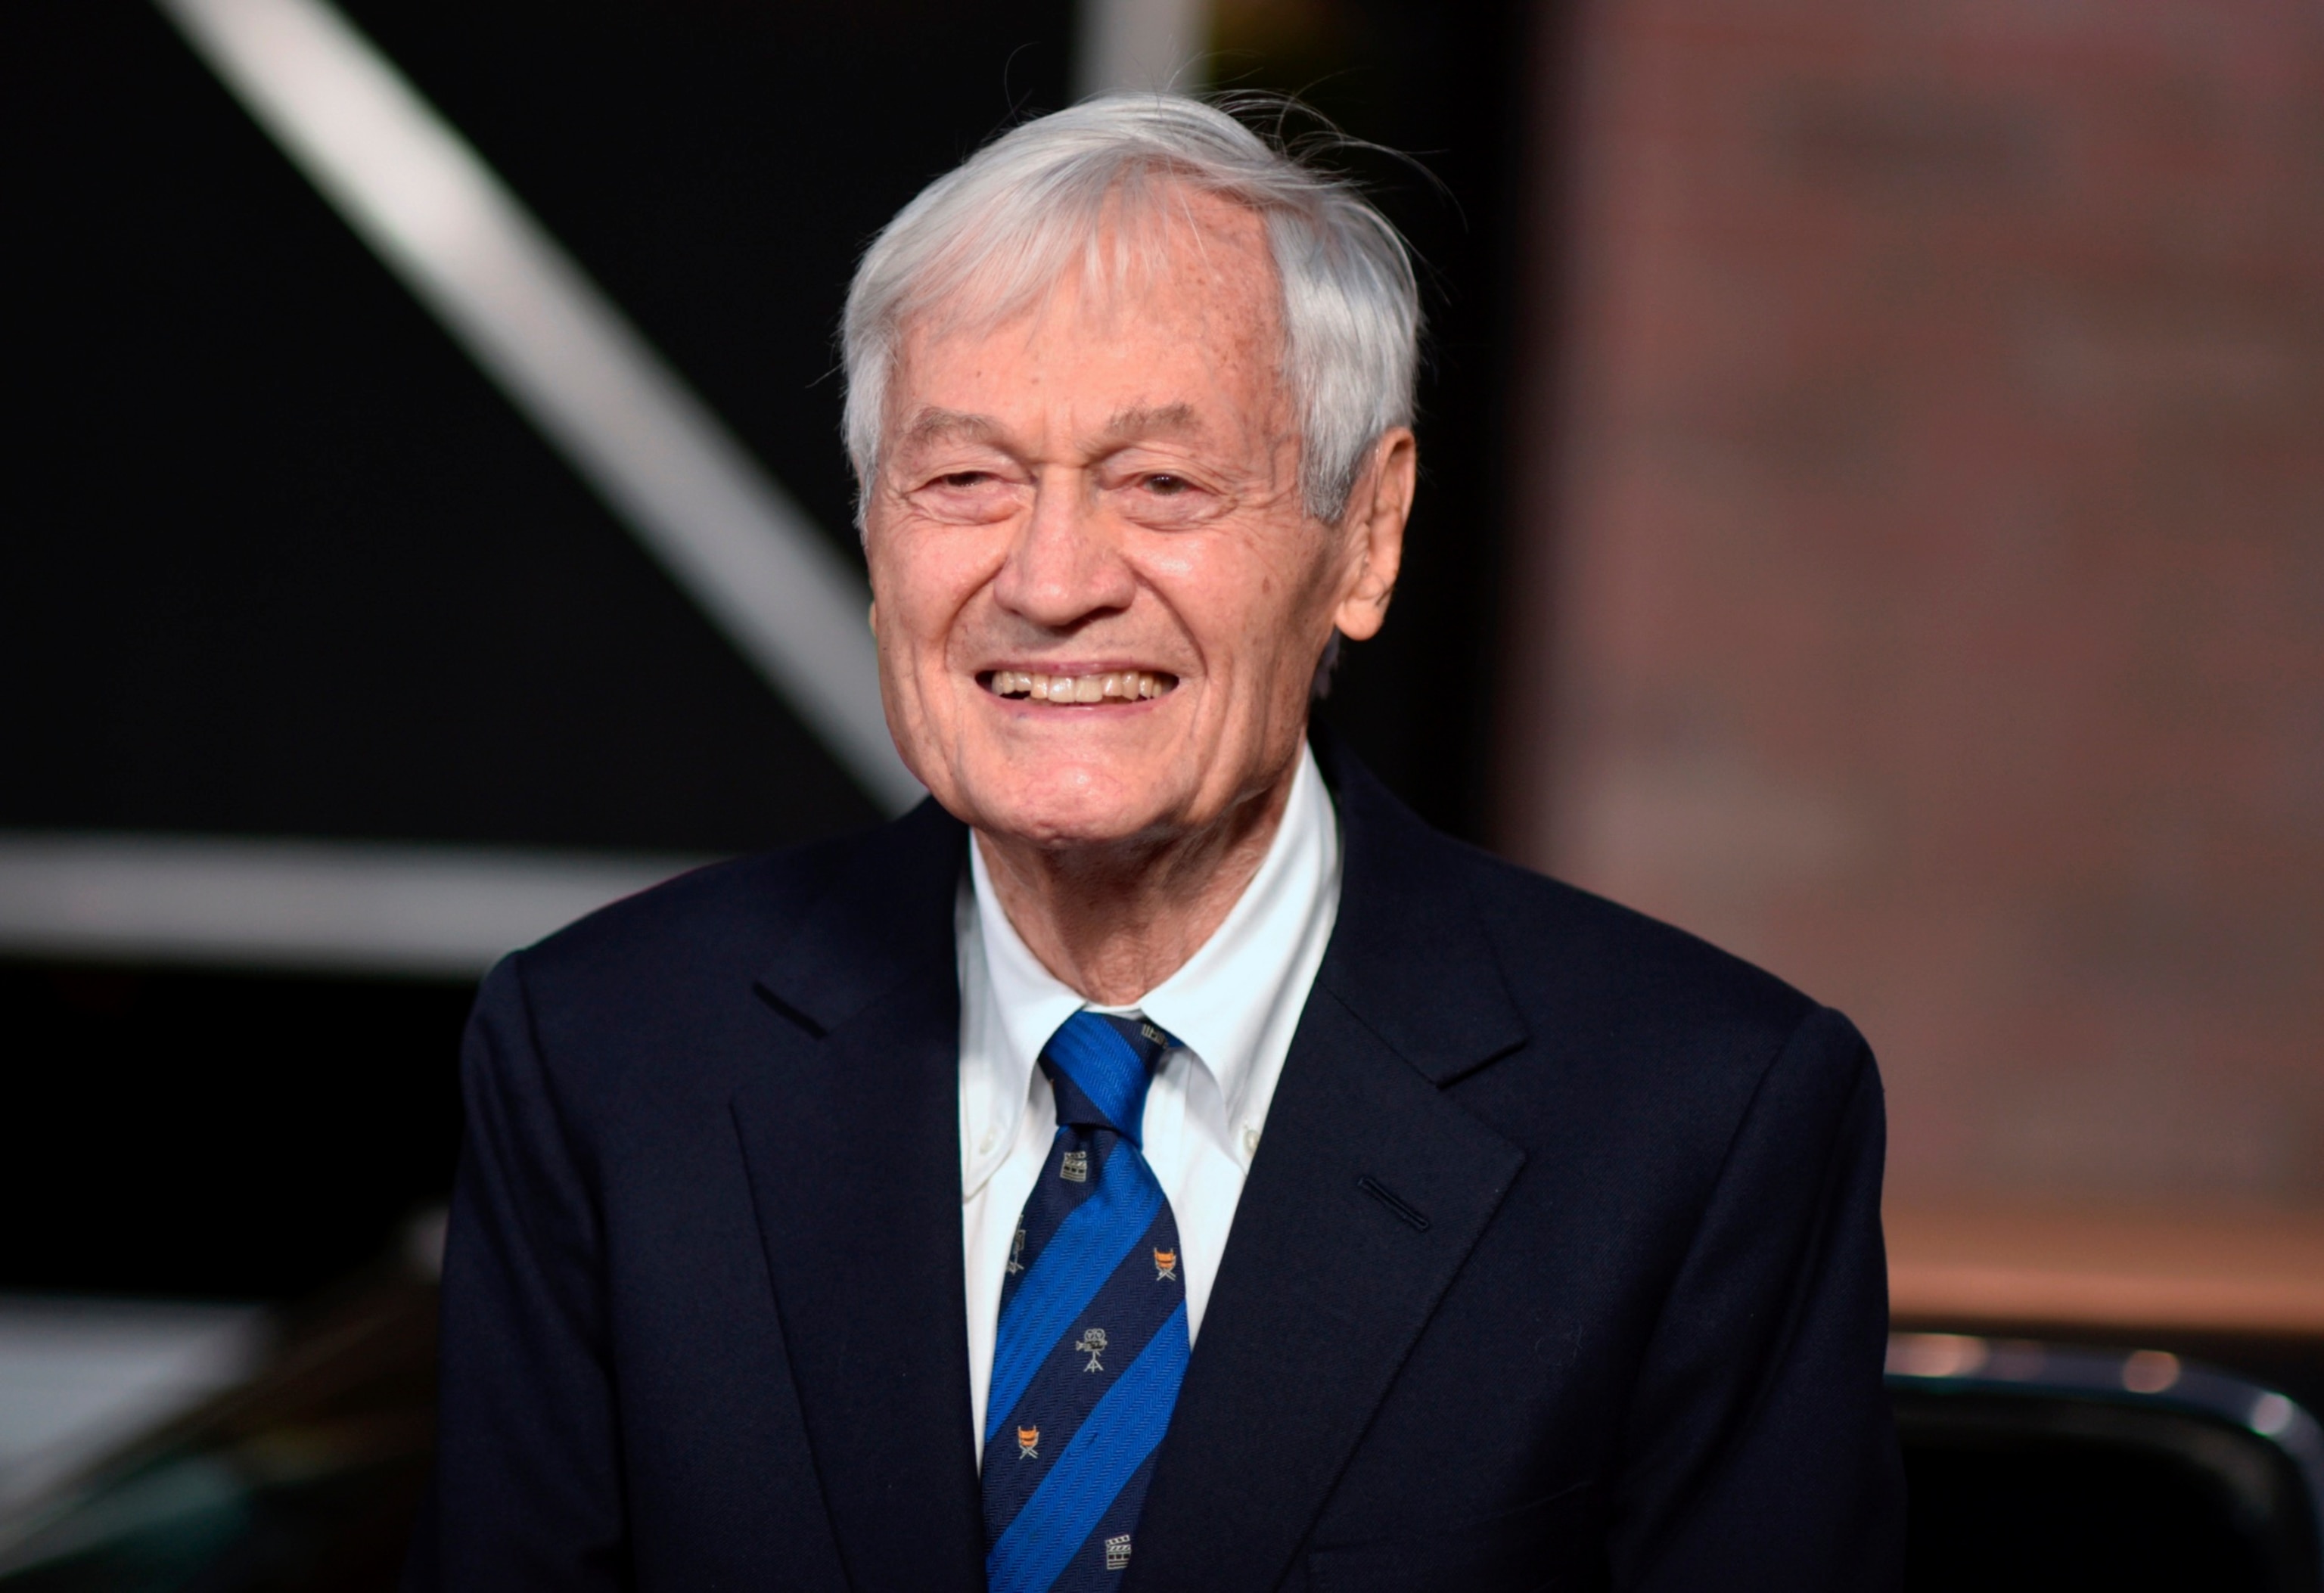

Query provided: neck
[975,756,1300,1007]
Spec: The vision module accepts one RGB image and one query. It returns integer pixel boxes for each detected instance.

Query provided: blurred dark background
[3,0,1531,1300]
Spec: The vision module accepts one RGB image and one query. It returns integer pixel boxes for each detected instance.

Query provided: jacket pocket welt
[1306,1480,1597,1593]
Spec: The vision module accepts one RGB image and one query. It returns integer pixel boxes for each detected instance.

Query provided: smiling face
[862,188,1410,855]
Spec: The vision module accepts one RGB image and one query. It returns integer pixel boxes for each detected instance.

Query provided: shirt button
[980,1128,997,1154]
[1243,1126,1260,1157]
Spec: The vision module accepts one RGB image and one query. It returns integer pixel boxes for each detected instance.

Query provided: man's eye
[1142,474,1189,495]
[935,471,990,489]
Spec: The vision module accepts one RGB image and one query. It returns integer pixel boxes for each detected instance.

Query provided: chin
[954,759,1186,850]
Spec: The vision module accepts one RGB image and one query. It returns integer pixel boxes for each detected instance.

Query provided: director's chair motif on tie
[982,1011,1188,1592]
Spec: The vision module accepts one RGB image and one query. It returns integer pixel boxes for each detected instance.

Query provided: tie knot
[1040,1011,1172,1142]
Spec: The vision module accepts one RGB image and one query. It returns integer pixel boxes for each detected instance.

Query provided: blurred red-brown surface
[1499,0,2324,1265]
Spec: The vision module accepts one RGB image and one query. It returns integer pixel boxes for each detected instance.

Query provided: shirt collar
[964,743,1339,1184]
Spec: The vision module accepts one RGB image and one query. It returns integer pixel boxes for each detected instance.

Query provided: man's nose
[990,471,1136,629]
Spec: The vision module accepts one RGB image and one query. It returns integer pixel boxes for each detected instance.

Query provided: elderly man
[408,97,1903,1591]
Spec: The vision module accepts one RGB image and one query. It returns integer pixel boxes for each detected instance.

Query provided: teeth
[988,670,1174,703]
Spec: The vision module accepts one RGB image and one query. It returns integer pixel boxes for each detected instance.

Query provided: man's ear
[1332,429,1415,644]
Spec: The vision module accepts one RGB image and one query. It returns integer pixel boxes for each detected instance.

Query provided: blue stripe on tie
[1043,1015,1150,1141]
[985,1156,1164,1443]
[985,1301,1189,1593]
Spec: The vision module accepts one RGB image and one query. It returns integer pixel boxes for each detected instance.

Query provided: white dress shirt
[956,744,1342,1461]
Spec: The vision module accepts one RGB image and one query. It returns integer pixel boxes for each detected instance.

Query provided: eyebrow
[894,402,1209,458]
[899,408,1005,449]
[1099,403,1204,444]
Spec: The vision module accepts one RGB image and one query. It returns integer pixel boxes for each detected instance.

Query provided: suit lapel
[1126,741,1531,1592]
[730,800,986,1592]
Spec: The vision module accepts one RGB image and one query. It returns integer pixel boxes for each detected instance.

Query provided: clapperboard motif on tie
[983,1011,1191,1593]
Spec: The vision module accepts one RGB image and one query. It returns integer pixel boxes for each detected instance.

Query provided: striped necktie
[983,1011,1188,1592]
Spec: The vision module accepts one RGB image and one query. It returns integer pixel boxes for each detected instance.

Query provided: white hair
[840,94,1421,528]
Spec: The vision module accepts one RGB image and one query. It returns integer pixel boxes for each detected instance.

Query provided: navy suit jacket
[406,736,1905,1591]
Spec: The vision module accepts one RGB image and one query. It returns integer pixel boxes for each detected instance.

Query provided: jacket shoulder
[499,795,967,1020]
[464,803,967,1128]
[1448,836,1819,1044]
[514,827,865,989]
[1317,731,1840,1110]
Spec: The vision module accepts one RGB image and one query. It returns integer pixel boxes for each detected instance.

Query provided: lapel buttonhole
[752,980,829,1038]
[1356,1175,1431,1232]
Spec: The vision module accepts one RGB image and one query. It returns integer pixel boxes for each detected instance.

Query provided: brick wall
[1499,0,2324,1211]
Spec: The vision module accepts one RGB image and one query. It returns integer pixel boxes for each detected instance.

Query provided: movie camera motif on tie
[1075,1327,1108,1372]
